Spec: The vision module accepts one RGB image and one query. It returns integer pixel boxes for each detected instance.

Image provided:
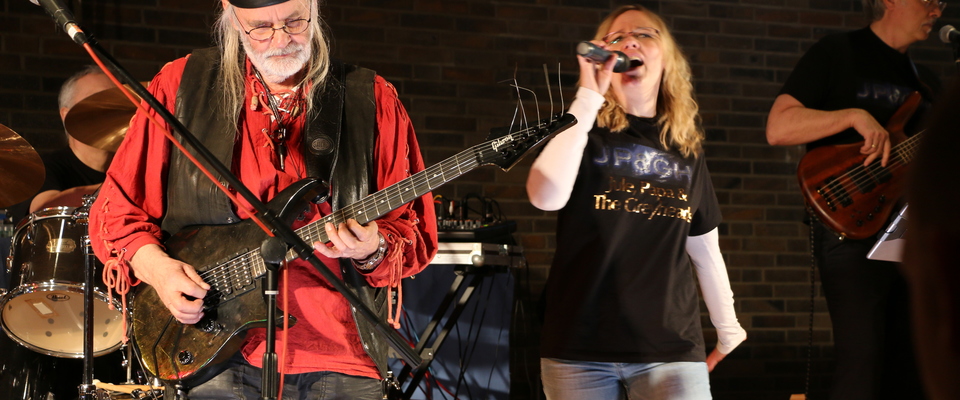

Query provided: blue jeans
[540,358,711,400]
[187,354,381,400]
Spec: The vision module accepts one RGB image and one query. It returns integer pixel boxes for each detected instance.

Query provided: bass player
[765,0,942,399]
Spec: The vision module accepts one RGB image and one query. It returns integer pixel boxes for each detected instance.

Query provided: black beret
[229,0,290,9]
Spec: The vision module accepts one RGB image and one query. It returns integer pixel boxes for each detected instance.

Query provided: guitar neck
[894,130,923,164]
[278,113,575,262]
[198,114,575,295]
[293,143,488,247]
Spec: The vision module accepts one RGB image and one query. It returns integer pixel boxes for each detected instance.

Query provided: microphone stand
[37,5,424,399]
[952,42,960,73]
[258,238,288,400]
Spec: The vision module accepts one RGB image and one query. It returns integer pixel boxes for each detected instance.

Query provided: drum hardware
[0,123,45,208]
[81,228,97,400]
[92,379,164,399]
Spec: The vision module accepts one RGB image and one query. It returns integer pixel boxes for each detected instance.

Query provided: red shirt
[89,56,438,378]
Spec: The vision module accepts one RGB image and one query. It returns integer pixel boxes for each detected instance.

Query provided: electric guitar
[797,91,922,240]
[131,113,576,385]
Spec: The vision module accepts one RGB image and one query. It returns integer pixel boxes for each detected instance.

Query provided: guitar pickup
[233,267,254,291]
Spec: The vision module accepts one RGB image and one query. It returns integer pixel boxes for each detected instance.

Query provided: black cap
[229,0,290,9]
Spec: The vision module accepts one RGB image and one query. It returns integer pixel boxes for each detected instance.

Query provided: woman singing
[527,5,747,399]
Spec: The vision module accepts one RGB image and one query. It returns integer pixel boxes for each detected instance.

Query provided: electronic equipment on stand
[433,194,517,244]
[390,194,522,399]
[392,242,524,400]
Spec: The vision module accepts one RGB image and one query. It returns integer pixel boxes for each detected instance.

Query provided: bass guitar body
[796,92,921,240]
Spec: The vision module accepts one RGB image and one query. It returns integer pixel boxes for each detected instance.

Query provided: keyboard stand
[393,243,523,399]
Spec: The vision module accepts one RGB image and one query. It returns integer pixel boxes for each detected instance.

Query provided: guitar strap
[906,55,936,104]
[302,60,348,193]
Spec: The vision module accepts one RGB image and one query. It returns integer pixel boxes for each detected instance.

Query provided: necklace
[252,68,302,171]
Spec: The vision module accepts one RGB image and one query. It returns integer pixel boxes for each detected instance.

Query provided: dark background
[2,1,956,399]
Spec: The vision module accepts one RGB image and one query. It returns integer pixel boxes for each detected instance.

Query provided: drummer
[1,66,115,286]
[0,65,123,400]
[29,65,116,213]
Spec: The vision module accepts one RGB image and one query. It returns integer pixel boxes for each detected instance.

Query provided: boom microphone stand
[30,0,423,398]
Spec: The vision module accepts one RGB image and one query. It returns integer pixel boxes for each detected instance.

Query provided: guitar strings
[818,133,921,204]
[192,121,551,292]
[313,120,550,234]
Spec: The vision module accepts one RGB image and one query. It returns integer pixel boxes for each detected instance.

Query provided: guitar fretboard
[292,130,534,249]
[194,115,574,296]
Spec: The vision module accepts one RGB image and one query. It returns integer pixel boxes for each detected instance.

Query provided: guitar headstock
[478,113,577,171]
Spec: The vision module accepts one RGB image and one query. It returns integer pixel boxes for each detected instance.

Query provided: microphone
[576,41,643,73]
[30,0,87,44]
[939,25,960,44]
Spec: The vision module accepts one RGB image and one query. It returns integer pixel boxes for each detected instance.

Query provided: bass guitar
[797,91,922,240]
[131,113,576,385]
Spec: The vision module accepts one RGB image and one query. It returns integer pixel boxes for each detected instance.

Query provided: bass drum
[1,206,125,358]
[0,332,127,400]
[0,332,55,400]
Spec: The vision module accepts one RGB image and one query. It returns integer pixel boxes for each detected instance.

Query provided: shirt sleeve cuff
[119,233,165,262]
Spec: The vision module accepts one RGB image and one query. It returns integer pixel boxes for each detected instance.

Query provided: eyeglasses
[920,0,947,12]
[234,3,312,41]
[602,27,661,45]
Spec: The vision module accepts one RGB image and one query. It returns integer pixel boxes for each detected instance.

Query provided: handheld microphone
[30,0,87,44]
[576,41,643,73]
[939,25,960,45]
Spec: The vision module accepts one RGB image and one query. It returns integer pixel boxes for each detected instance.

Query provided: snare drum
[1,207,125,358]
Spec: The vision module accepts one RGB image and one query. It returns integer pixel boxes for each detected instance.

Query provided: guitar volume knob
[196,317,222,334]
[178,350,194,365]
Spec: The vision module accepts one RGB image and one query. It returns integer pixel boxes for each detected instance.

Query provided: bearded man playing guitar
[766,0,943,399]
[88,0,438,398]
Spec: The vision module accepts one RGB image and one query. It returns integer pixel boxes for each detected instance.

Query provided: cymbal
[64,83,146,152]
[0,124,44,208]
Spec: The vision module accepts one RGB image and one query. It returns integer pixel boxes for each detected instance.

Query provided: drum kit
[0,86,162,399]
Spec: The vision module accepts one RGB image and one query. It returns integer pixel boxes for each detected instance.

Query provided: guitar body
[132,179,327,385]
[797,92,920,240]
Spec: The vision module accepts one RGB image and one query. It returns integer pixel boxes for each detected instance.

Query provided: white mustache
[262,44,303,58]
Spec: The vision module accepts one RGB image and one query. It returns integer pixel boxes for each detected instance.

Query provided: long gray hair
[214,0,331,125]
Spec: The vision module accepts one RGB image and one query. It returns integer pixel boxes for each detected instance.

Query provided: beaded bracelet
[352,233,387,271]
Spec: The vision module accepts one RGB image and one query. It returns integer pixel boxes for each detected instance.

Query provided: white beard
[241,35,310,83]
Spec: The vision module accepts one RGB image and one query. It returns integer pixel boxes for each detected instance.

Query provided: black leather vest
[162,48,390,378]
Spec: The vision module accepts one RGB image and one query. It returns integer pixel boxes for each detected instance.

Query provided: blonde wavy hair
[593,5,704,158]
[215,0,331,125]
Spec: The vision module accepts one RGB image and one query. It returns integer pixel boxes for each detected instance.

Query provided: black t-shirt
[779,27,940,151]
[540,116,722,363]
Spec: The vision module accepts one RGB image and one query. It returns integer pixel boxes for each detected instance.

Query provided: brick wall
[2,0,955,398]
